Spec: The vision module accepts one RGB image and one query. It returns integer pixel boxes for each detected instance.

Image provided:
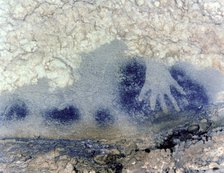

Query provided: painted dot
[95,108,114,127]
[4,100,28,120]
[44,105,80,124]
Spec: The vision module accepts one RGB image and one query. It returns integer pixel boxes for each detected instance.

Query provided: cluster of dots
[1,60,208,126]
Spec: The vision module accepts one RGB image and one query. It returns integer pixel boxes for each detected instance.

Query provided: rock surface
[1,120,224,172]
[0,0,224,92]
[1,0,224,172]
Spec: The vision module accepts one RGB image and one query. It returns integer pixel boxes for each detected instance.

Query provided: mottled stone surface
[0,0,224,92]
[1,0,224,172]
[1,118,224,172]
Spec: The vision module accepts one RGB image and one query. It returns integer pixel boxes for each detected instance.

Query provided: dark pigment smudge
[4,100,29,120]
[118,59,148,114]
[95,108,115,127]
[169,66,209,112]
[44,105,80,124]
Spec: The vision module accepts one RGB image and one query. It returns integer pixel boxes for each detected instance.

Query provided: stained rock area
[1,117,224,173]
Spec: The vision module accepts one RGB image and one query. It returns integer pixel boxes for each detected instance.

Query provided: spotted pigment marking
[0,41,223,139]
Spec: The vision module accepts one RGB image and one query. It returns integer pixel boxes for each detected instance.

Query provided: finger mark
[169,94,180,112]
[150,94,157,110]
[159,95,168,114]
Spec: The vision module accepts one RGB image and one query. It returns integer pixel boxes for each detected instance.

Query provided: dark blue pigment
[169,66,209,112]
[95,108,115,126]
[4,100,28,120]
[44,105,80,124]
[164,94,176,112]
[118,59,148,114]
[0,137,119,160]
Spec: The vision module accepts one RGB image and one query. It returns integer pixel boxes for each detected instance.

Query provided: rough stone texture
[124,127,224,173]
[1,122,224,172]
[0,0,224,92]
[1,0,224,172]
[173,128,224,172]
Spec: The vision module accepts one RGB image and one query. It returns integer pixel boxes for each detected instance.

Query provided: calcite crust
[0,0,224,92]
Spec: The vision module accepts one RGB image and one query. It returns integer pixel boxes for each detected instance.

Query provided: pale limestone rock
[0,0,223,93]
